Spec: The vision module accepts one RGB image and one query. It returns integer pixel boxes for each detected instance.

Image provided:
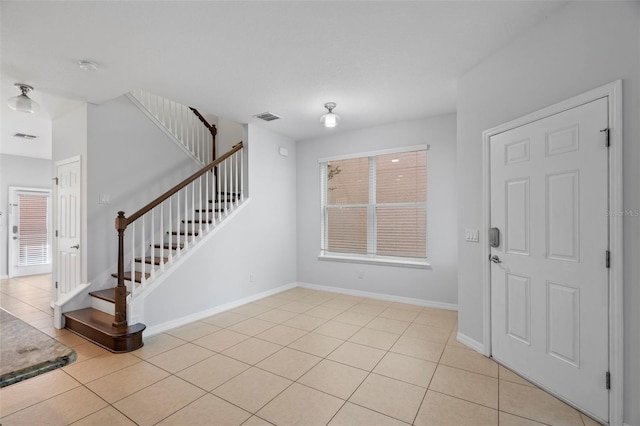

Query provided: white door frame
[481,80,623,425]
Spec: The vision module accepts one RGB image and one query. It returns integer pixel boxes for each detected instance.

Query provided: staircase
[62,92,245,352]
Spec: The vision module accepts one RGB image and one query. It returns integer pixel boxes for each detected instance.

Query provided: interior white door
[490,97,609,421]
[56,158,81,298]
[8,188,52,277]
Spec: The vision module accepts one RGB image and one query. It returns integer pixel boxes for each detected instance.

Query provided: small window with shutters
[320,146,427,267]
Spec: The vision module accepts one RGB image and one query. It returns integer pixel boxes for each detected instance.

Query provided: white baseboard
[143,282,297,337]
[456,331,485,354]
[296,282,458,311]
[0,274,8,280]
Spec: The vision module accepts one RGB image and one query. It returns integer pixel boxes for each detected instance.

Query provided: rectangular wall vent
[14,133,37,140]
[254,112,281,122]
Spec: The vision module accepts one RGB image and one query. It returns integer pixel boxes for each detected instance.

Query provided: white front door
[490,97,609,421]
[56,158,81,298]
[8,188,52,277]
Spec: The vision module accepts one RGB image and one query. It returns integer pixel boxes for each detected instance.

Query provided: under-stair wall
[135,124,297,333]
[87,95,202,289]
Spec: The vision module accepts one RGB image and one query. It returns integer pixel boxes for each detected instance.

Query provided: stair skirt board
[64,308,145,353]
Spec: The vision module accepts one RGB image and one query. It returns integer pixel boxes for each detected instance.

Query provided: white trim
[0,275,8,280]
[456,331,485,354]
[297,282,457,311]
[318,144,429,164]
[143,281,297,337]
[481,80,623,425]
[125,93,204,168]
[318,252,430,269]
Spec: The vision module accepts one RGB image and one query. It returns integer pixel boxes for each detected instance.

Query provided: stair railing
[113,142,244,328]
[129,89,217,164]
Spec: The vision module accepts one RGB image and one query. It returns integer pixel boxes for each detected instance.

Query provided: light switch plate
[99,194,111,205]
[465,228,479,242]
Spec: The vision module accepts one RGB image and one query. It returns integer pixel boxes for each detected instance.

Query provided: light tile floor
[0,275,602,425]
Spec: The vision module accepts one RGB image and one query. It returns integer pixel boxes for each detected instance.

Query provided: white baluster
[191,181,195,244]
[176,191,180,255]
[141,215,146,285]
[229,155,236,211]
[199,176,204,235]
[224,159,228,216]
[183,185,189,250]
[150,209,155,279]
[204,174,210,232]
[212,167,217,227]
[217,164,222,222]
[168,197,172,263]
[160,202,165,271]
[131,222,135,290]
[241,147,244,201]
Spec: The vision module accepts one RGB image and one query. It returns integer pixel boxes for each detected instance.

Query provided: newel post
[113,211,128,328]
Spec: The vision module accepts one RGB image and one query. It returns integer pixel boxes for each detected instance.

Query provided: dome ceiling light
[7,84,40,114]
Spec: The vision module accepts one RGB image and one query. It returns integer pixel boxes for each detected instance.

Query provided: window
[320,146,427,266]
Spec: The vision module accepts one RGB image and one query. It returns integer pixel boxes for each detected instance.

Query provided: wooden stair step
[169,230,199,236]
[64,308,145,353]
[194,208,223,213]
[89,288,130,303]
[154,242,184,250]
[110,271,150,283]
[182,219,213,224]
[135,256,169,265]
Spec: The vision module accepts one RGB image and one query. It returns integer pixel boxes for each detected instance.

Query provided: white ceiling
[1,1,566,153]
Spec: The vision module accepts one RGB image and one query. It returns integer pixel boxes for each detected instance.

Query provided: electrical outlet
[99,194,111,205]
[249,273,254,283]
[358,271,364,279]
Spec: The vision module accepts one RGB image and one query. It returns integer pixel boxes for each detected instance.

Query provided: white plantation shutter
[321,147,427,261]
[17,193,51,266]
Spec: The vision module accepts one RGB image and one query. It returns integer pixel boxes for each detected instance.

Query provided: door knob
[70,244,80,249]
[489,255,502,264]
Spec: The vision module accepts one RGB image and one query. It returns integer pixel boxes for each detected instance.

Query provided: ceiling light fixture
[78,60,98,72]
[320,102,340,128]
[7,84,40,114]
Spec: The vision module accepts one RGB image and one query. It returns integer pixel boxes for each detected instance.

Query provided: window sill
[318,252,431,269]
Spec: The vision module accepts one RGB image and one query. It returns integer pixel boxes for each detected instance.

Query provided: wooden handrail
[189,107,217,162]
[120,141,242,227]
[113,141,243,329]
[189,107,217,135]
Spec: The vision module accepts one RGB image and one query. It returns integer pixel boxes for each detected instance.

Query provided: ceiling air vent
[14,133,37,140]
[254,112,281,122]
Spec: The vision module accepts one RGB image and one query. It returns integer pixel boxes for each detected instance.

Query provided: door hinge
[55,281,58,289]
[55,230,58,237]
[600,128,610,147]
[606,250,611,268]
[53,177,59,185]
[606,371,611,390]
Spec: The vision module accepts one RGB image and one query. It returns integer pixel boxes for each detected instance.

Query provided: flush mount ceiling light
[7,84,40,113]
[320,102,341,128]
[78,60,98,72]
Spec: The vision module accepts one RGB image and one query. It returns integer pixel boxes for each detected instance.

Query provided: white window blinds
[17,193,51,266]
[321,148,427,261]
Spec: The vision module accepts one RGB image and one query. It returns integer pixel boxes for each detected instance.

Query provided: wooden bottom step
[64,308,145,353]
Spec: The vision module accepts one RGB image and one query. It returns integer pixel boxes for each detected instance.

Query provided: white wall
[0,154,52,278]
[217,116,244,157]
[456,3,639,425]
[52,104,88,285]
[140,124,297,328]
[296,114,458,306]
[86,96,202,286]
